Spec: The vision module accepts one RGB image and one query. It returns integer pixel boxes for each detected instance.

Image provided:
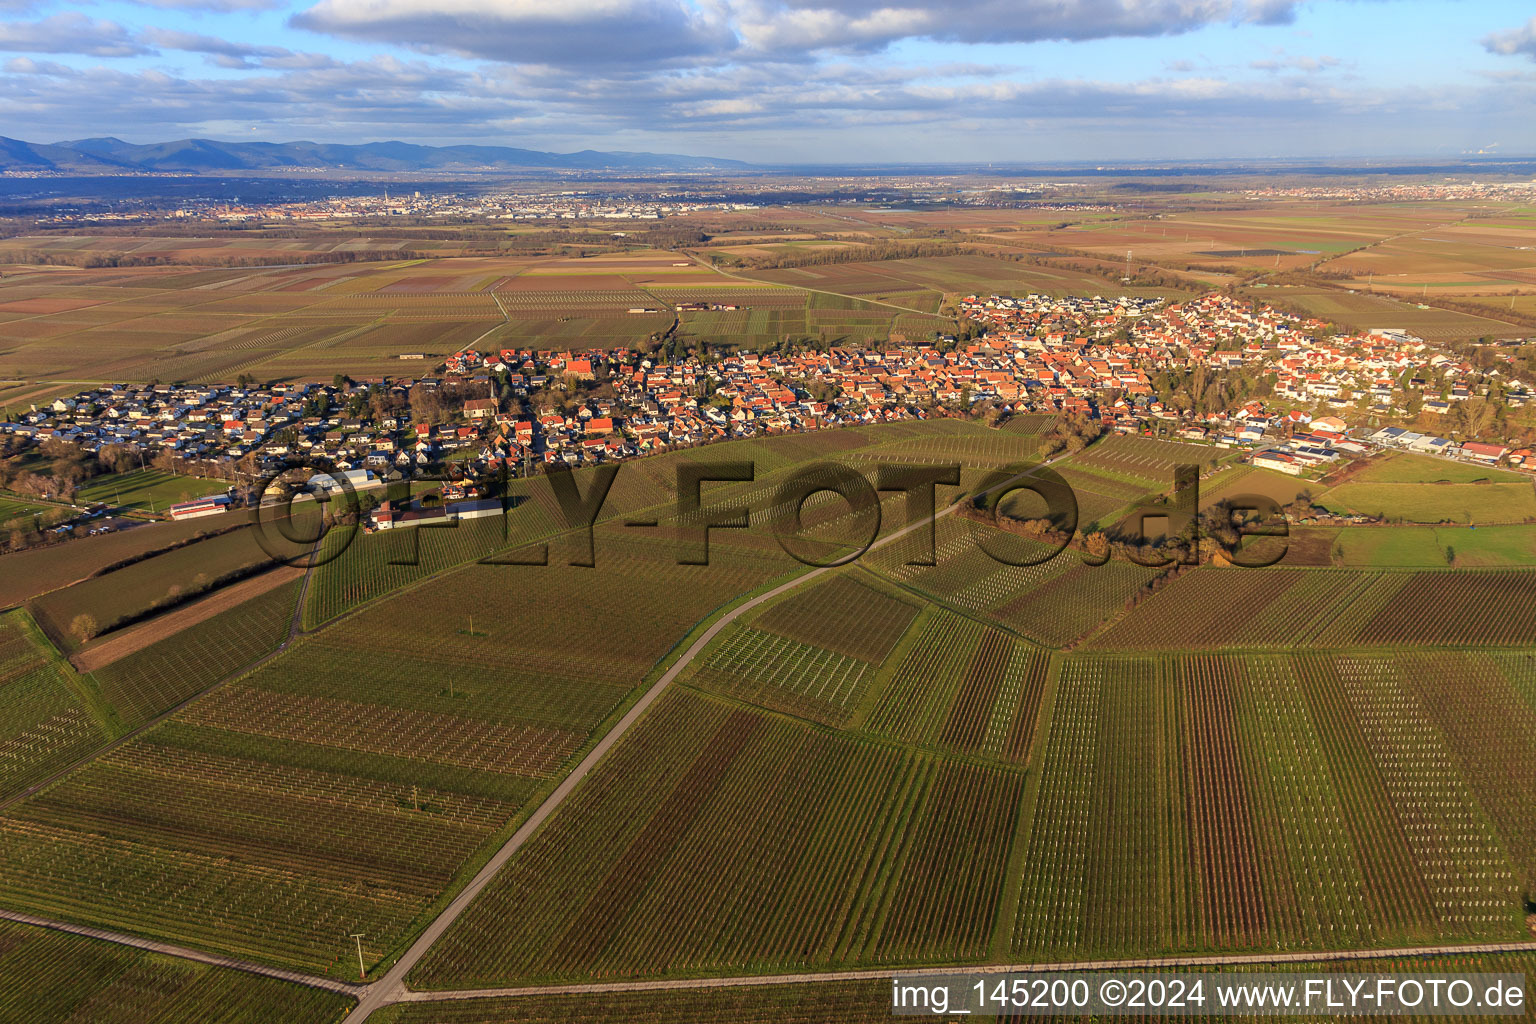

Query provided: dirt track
[70,565,304,673]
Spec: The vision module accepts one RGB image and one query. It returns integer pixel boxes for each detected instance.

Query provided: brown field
[70,564,303,672]
[1010,201,1470,273]
[0,252,711,382]
[744,252,1186,302]
[1250,284,1525,339]
[0,514,256,610]
[0,297,107,314]
[2,200,1532,388]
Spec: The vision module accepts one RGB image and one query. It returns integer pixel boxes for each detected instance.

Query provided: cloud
[0,56,510,140]
[3,55,72,73]
[733,0,1303,52]
[292,0,739,66]
[1483,17,1536,60]
[0,14,150,56]
[125,0,287,10]
[1249,53,1339,72]
[289,0,1314,65]
[140,27,326,69]
[2,57,1531,164]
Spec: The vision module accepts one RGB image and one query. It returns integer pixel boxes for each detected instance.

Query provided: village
[2,289,1532,532]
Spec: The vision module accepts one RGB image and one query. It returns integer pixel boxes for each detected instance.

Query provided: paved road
[339,472,993,1021]
[7,895,1536,1010]
[0,908,365,995]
[27,454,1534,1017]
[395,939,1536,1002]
[338,563,843,1020]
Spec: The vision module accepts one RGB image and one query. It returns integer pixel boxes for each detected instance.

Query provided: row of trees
[1035,412,1104,459]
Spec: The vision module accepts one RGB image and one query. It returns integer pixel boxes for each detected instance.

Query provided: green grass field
[74,470,230,513]
[1351,452,1524,484]
[0,494,54,525]
[1331,524,1536,567]
[1316,480,1536,524]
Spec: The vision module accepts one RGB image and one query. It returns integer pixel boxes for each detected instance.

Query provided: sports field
[74,470,230,513]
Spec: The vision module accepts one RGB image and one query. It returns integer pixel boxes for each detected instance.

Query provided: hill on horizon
[0,135,754,174]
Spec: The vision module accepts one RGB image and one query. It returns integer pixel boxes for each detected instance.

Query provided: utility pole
[350,934,366,980]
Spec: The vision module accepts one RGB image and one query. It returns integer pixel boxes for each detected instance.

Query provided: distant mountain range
[0,136,753,174]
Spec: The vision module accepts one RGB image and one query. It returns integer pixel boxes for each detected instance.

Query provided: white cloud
[0,14,150,57]
[292,0,739,65]
[733,0,1299,52]
[3,55,71,73]
[1484,17,1536,61]
[1249,53,1340,72]
[125,0,287,11]
[140,27,328,68]
[287,0,1318,64]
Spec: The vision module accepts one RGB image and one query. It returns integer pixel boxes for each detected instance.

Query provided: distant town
[2,287,1532,538]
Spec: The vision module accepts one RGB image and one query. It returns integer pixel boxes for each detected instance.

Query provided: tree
[1084,531,1110,561]
[70,614,98,643]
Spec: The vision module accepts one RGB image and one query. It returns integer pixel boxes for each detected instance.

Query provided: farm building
[307,468,382,494]
[1461,441,1508,464]
[1252,450,1303,475]
[167,494,232,521]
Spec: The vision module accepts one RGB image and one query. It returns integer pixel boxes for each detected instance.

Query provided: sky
[0,0,1534,164]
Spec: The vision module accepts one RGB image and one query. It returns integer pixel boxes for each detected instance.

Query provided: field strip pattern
[177,687,582,778]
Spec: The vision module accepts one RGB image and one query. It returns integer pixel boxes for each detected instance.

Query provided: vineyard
[0,512,251,610]
[408,689,1024,989]
[1011,650,1526,959]
[303,514,538,629]
[5,412,1536,1010]
[689,624,880,726]
[842,420,1049,470]
[0,606,574,977]
[89,577,299,729]
[866,516,1160,648]
[372,981,898,1024]
[753,574,919,662]
[29,526,301,651]
[1065,435,1226,488]
[0,610,110,801]
[0,516,802,976]
[0,919,351,1024]
[1087,566,1536,649]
